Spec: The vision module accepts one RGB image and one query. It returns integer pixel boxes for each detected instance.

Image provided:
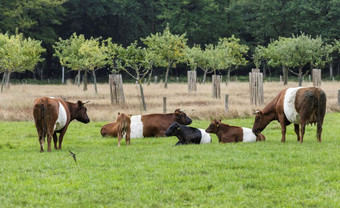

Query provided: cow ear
[218,119,222,122]
[175,109,180,113]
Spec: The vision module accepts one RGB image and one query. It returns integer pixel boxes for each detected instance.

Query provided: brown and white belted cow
[33,97,90,152]
[252,87,326,143]
[100,109,192,138]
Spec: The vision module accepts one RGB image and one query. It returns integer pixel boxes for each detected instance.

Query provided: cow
[100,109,192,138]
[252,87,326,143]
[165,122,211,145]
[116,112,131,147]
[33,97,90,152]
[205,119,266,143]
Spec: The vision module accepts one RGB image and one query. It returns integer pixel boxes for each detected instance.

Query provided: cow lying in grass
[205,119,265,143]
[165,122,211,145]
[101,109,192,138]
[116,113,131,147]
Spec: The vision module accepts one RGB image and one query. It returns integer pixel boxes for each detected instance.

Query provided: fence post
[163,97,167,113]
[249,69,264,105]
[62,66,65,84]
[154,76,158,84]
[225,94,229,112]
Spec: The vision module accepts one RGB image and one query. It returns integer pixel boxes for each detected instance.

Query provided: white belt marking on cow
[54,101,67,131]
[199,129,212,144]
[284,87,304,124]
[242,127,256,142]
[130,115,144,138]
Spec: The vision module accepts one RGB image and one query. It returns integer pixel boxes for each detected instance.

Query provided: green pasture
[0,114,339,207]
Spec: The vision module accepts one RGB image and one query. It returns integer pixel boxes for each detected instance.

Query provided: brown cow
[252,87,326,143]
[33,97,90,152]
[205,119,265,143]
[100,109,192,138]
[116,113,131,147]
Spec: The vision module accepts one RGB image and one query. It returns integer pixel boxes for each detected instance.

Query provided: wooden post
[279,75,282,83]
[312,69,322,87]
[308,75,311,82]
[225,94,229,112]
[212,75,221,98]
[109,74,125,104]
[338,90,340,106]
[163,97,167,113]
[154,76,158,84]
[187,71,197,92]
[176,77,179,83]
[249,69,264,105]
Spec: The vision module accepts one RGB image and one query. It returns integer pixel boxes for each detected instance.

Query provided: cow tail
[40,101,47,138]
[316,89,321,137]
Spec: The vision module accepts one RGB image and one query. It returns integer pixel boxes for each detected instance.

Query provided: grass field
[0,113,339,207]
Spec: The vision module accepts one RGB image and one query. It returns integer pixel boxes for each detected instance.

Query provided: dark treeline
[1,0,340,81]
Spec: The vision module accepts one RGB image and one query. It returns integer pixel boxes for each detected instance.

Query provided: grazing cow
[100,109,192,138]
[33,97,90,152]
[205,119,266,143]
[116,112,131,147]
[165,122,211,145]
[252,87,326,143]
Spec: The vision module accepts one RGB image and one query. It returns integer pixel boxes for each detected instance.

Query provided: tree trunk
[164,62,171,88]
[83,70,88,91]
[139,81,146,111]
[298,68,303,86]
[1,71,7,93]
[93,71,98,94]
[226,68,231,85]
[77,70,81,87]
[283,66,288,85]
[203,70,207,84]
[330,62,333,78]
[262,63,266,78]
[5,71,11,89]
[147,69,153,86]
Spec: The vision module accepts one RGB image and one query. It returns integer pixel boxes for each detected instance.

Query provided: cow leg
[117,133,122,147]
[300,123,306,143]
[317,123,322,142]
[279,122,287,142]
[126,132,130,146]
[46,133,52,152]
[294,124,300,142]
[58,128,68,150]
[53,133,58,149]
[39,135,44,152]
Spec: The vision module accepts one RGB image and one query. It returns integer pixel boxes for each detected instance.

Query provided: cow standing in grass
[205,119,265,143]
[252,87,326,142]
[116,113,131,147]
[33,97,90,152]
[100,109,192,138]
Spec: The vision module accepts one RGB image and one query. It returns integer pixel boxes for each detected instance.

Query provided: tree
[78,37,108,94]
[53,33,86,87]
[216,35,249,84]
[113,42,153,111]
[264,34,332,86]
[142,24,187,88]
[0,32,45,92]
[185,45,211,83]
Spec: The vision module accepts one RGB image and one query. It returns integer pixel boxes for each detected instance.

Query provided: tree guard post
[249,69,264,105]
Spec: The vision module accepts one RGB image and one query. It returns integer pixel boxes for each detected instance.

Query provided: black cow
[165,122,211,145]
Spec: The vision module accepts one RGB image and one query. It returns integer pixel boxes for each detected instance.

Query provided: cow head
[174,109,192,125]
[252,109,266,135]
[75,100,90,123]
[165,122,181,137]
[205,119,221,133]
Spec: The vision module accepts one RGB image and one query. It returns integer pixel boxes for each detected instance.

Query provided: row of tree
[0,32,45,92]
[0,0,339,79]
